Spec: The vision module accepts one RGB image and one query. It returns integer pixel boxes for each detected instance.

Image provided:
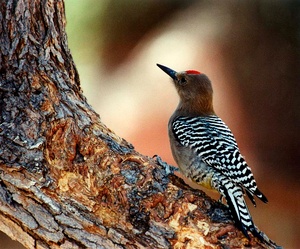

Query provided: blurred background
[2,1,299,248]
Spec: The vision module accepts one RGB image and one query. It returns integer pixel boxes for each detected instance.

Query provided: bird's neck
[175,98,215,117]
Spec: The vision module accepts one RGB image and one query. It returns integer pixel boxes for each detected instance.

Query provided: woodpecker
[157,64,275,245]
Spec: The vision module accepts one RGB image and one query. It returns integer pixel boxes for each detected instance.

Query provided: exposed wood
[0,0,273,248]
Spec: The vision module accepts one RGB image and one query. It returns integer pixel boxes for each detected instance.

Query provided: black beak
[157,64,177,80]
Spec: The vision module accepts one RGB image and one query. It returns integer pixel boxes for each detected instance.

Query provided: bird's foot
[153,155,178,175]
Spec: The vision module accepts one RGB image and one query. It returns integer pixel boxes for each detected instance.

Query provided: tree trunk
[0,1,272,248]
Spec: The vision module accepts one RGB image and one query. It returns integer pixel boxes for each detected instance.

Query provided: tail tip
[256,189,268,203]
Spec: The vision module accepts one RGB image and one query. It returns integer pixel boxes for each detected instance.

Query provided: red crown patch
[185,70,201,75]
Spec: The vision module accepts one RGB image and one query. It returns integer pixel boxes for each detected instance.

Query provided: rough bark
[0,1,272,248]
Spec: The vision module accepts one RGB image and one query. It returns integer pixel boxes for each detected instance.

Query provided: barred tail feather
[242,185,268,207]
[213,175,252,237]
[245,189,257,207]
[222,183,254,239]
[254,188,268,203]
[218,177,278,246]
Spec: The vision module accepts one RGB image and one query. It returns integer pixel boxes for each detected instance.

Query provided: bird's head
[157,64,214,116]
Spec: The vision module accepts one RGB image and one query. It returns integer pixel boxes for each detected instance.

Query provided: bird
[156,63,276,246]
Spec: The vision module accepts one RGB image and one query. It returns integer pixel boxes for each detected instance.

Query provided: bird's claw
[153,155,178,175]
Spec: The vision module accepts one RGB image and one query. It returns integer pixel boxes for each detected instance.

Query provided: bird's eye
[180,77,187,85]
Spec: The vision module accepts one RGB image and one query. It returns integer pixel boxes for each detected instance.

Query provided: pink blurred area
[2,1,299,248]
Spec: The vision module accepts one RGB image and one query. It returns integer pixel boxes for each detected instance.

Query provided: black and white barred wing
[172,115,267,204]
[172,115,238,174]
